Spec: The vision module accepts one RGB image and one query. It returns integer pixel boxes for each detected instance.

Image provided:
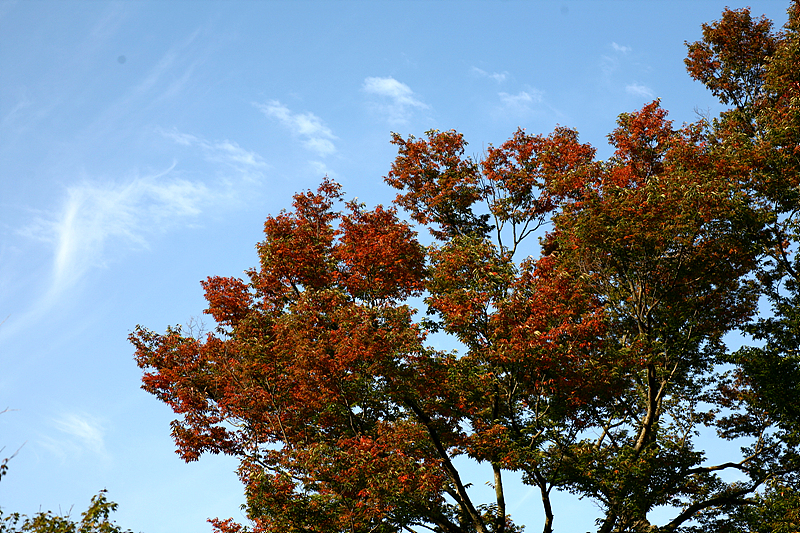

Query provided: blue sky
[0,1,791,532]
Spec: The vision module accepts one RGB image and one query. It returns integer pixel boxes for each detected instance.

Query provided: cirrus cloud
[625,83,654,98]
[20,165,212,297]
[159,128,267,178]
[611,42,632,54]
[496,90,546,117]
[39,412,109,463]
[362,76,428,125]
[471,66,508,83]
[254,100,337,157]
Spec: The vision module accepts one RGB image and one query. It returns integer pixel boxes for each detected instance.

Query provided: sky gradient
[0,1,792,532]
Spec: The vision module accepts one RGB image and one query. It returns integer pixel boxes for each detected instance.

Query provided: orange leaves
[253,180,427,308]
[490,255,613,405]
[684,7,776,108]
[133,90,775,531]
[550,101,761,389]
[567,101,754,277]
[606,100,673,185]
[482,126,595,225]
[257,207,337,298]
[209,518,247,533]
[463,421,518,467]
[751,4,800,208]
[425,235,513,348]
[387,127,599,251]
[231,425,447,532]
[131,325,243,461]
[202,276,253,327]
[336,203,426,303]
[386,129,490,240]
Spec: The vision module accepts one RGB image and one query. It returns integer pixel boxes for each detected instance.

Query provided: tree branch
[403,396,489,533]
[493,463,506,533]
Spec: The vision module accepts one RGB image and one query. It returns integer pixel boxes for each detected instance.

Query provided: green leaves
[0,491,131,533]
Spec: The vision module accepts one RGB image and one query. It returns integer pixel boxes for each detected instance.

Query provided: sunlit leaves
[386,129,490,240]
[481,127,596,253]
[134,178,456,532]
[336,202,426,304]
[132,9,800,529]
[685,7,776,109]
[0,490,131,533]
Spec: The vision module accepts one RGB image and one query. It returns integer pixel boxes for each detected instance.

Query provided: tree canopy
[0,490,131,533]
[132,2,800,532]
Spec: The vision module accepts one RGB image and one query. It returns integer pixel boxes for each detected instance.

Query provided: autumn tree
[686,0,800,433]
[685,3,800,529]
[132,4,800,533]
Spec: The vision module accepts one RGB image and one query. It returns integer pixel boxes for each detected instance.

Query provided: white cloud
[625,83,654,98]
[471,67,508,83]
[498,90,545,114]
[163,130,198,146]
[215,140,264,168]
[41,412,109,462]
[362,76,428,124]
[160,129,267,174]
[600,55,619,77]
[363,77,426,108]
[54,412,106,453]
[158,59,200,103]
[308,160,337,179]
[611,42,632,54]
[12,129,260,320]
[254,100,336,157]
[21,165,211,296]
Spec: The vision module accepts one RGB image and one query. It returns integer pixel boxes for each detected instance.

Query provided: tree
[726,481,800,533]
[683,2,800,530]
[132,4,800,533]
[1,411,132,533]
[0,490,132,533]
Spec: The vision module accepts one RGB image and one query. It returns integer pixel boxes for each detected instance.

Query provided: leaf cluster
[0,491,131,533]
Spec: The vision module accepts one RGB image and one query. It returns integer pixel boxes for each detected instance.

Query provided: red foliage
[134,86,777,533]
[685,7,776,108]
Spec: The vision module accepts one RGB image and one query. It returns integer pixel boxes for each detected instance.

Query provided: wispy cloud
[471,67,508,83]
[362,76,428,125]
[20,165,211,296]
[157,59,201,103]
[132,28,202,103]
[600,54,619,77]
[602,43,656,100]
[600,42,633,77]
[497,90,545,115]
[160,129,267,176]
[490,88,562,123]
[254,100,336,157]
[625,83,654,98]
[308,160,337,180]
[611,42,632,54]
[40,412,109,462]
[54,413,106,453]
